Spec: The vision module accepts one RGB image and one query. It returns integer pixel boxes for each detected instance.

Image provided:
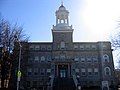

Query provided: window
[74,44,78,49]
[81,57,85,63]
[34,68,38,75]
[60,41,65,49]
[28,57,33,63]
[103,54,109,62]
[55,56,59,59]
[91,45,96,50]
[88,68,92,76]
[81,68,86,76]
[93,56,98,63]
[35,45,39,50]
[60,54,65,60]
[47,69,51,73]
[34,56,39,62]
[86,45,90,50]
[47,46,52,50]
[41,46,46,50]
[46,56,51,62]
[29,45,34,50]
[61,20,64,23]
[47,69,51,75]
[103,44,107,48]
[27,68,32,76]
[80,45,84,50]
[104,67,111,76]
[74,57,79,62]
[40,56,45,62]
[87,57,91,63]
[40,69,45,75]
[94,68,98,75]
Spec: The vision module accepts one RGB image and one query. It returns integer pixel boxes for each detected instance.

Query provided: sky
[0,0,120,67]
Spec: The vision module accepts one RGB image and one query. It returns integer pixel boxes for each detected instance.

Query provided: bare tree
[0,18,29,89]
[111,21,120,69]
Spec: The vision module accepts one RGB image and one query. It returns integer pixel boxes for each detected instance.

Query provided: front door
[58,65,68,78]
[60,69,66,78]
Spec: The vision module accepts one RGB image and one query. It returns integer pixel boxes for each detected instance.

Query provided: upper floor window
[74,56,79,62]
[88,68,92,76]
[103,54,109,62]
[85,45,90,50]
[103,44,107,48]
[74,44,78,49]
[27,68,32,76]
[104,67,111,76]
[40,69,45,76]
[60,54,65,60]
[94,68,98,75]
[60,41,65,49]
[47,69,51,75]
[81,57,85,63]
[91,45,96,50]
[29,45,34,50]
[81,68,86,76]
[80,45,84,50]
[93,56,98,63]
[87,57,92,63]
[28,57,33,63]
[35,45,40,50]
[34,56,39,62]
[41,46,46,50]
[46,56,51,62]
[40,56,45,62]
[34,68,39,75]
[47,46,52,50]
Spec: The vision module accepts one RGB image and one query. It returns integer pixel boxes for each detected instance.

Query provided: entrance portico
[55,63,71,78]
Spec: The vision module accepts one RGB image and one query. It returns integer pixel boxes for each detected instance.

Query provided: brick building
[13,4,116,90]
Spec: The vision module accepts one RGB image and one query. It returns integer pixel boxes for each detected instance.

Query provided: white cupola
[55,4,69,26]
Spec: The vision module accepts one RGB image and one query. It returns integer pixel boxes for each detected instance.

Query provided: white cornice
[52,29,73,32]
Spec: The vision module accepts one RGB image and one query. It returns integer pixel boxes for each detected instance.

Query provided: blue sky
[0,0,120,42]
[1,0,120,67]
[0,0,84,42]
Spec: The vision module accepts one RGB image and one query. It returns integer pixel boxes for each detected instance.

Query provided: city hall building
[13,4,116,90]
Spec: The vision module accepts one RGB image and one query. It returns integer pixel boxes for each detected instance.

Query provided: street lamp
[14,35,22,90]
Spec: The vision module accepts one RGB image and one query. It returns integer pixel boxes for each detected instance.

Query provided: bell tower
[56,3,69,25]
[52,4,74,50]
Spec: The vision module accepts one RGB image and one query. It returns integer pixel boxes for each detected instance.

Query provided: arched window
[41,56,45,62]
[103,54,109,62]
[104,67,111,75]
[60,41,65,49]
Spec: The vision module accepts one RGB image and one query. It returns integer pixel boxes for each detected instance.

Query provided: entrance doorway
[58,65,68,78]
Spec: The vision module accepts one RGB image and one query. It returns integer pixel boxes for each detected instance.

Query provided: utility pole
[15,36,22,90]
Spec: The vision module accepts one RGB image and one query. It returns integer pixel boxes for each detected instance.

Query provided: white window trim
[81,68,86,76]
[60,41,65,49]
[41,56,45,61]
[103,54,109,62]
[104,67,111,76]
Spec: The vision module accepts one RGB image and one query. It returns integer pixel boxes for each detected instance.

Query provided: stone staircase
[53,77,76,90]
